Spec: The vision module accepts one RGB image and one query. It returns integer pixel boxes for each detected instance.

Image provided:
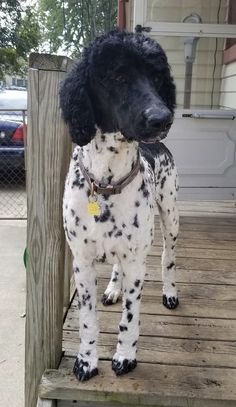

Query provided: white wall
[220,61,236,109]
[130,0,229,109]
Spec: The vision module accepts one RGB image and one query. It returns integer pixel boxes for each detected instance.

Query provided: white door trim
[133,0,236,38]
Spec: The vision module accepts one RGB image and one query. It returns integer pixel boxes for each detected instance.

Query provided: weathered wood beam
[25,53,72,407]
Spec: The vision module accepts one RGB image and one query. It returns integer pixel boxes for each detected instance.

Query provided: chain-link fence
[0,108,27,219]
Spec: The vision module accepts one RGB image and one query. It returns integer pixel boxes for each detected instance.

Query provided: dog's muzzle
[141,108,173,143]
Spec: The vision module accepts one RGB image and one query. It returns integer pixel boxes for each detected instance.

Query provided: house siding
[220,61,236,109]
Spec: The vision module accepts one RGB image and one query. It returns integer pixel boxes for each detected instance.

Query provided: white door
[133,0,236,200]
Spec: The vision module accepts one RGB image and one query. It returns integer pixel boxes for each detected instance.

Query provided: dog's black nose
[143,108,172,132]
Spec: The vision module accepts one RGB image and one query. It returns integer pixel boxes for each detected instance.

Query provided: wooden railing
[25,53,73,407]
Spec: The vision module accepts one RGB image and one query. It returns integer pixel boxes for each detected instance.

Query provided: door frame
[133,0,236,38]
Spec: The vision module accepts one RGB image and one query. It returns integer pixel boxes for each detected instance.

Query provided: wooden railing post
[25,53,73,407]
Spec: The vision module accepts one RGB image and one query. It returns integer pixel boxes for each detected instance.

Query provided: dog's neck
[82,129,139,184]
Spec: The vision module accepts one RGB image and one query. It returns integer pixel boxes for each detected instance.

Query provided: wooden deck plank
[90,281,236,319]
[56,208,236,406]
[177,200,236,215]
[148,256,236,273]
[164,230,236,241]
[155,219,236,233]
[149,246,236,260]
[39,361,236,405]
[63,330,236,369]
[153,237,236,250]
[64,304,236,341]
[96,262,236,285]
[178,216,236,225]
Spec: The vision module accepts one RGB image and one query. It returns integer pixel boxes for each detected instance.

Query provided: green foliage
[38,0,117,57]
[0,1,41,80]
[0,0,117,79]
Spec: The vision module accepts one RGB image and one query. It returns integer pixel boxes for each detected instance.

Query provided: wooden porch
[38,201,236,407]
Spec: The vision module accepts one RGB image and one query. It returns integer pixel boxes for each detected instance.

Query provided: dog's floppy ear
[59,61,96,146]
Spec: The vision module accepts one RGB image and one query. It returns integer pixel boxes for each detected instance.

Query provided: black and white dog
[60,29,179,381]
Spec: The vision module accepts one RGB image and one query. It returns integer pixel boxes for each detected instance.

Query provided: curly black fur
[60,29,176,146]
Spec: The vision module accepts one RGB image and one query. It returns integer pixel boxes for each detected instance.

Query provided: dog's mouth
[141,130,168,144]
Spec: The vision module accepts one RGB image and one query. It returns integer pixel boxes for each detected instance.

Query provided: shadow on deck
[38,201,236,407]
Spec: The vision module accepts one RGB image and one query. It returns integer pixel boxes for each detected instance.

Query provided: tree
[0,1,41,80]
[38,0,117,57]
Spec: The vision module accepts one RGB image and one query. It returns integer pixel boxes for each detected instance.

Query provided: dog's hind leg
[156,164,179,309]
[72,258,99,381]
[112,260,145,375]
[102,263,122,305]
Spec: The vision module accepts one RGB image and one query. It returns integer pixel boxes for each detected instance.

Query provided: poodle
[60,29,179,381]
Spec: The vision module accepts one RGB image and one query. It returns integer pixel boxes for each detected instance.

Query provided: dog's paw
[112,356,137,376]
[73,356,98,382]
[102,289,121,306]
[163,294,179,309]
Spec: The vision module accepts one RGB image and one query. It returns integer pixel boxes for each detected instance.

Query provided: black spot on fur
[129,288,135,294]
[161,176,166,189]
[83,225,87,230]
[127,312,133,322]
[95,208,111,223]
[126,299,132,310]
[107,146,119,154]
[133,214,139,228]
[135,201,140,207]
[119,324,128,332]
[132,340,137,347]
[100,253,106,263]
[83,324,88,329]
[89,340,95,344]
[167,262,175,270]
[134,279,140,287]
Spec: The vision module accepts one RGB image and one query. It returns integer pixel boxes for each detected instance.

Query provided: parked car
[0,90,27,177]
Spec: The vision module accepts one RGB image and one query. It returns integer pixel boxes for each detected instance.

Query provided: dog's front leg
[73,258,98,381]
[112,260,145,375]
[158,194,179,310]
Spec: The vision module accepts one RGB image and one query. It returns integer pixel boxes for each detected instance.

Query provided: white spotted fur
[63,129,179,377]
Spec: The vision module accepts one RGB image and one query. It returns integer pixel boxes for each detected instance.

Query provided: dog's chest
[63,156,155,263]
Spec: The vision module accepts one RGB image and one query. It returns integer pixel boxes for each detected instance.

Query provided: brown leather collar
[78,150,140,196]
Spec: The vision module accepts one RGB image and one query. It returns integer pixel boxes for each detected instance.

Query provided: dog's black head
[60,30,176,146]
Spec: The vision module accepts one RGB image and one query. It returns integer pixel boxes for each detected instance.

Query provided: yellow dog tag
[87,201,101,216]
